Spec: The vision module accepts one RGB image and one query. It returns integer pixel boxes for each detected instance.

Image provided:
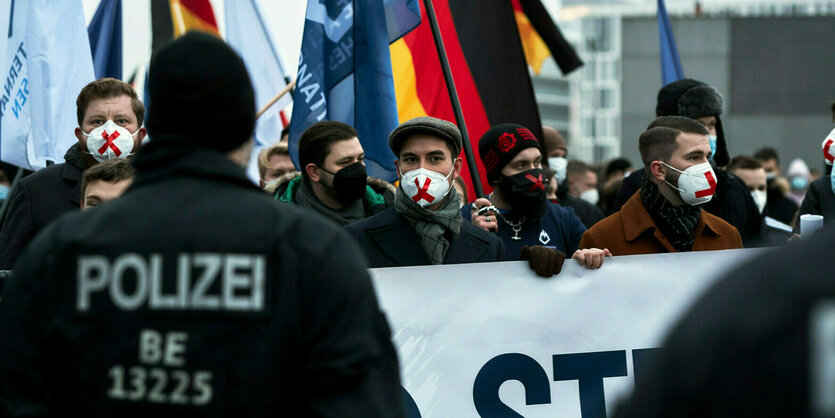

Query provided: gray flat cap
[388,116,463,157]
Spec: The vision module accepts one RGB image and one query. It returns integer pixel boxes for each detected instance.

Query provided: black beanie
[146,31,255,152]
[656,78,729,166]
[479,123,542,183]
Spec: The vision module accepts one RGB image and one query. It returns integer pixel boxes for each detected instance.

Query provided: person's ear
[394,160,401,180]
[305,163,321,182]
[75,127,85,144]
[136,127,147,141]
[451,157,463,181]
[649,161,666,182]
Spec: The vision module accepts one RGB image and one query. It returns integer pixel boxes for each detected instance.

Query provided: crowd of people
[0,31,833,415]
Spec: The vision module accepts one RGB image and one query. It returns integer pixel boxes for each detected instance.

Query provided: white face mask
[661,161,717,206]
[821,128,835,166]
[399,165,455,208]
[83,120,139,162]
[580,188,599,205]
[548,157,567,184]
[751,189,767,214]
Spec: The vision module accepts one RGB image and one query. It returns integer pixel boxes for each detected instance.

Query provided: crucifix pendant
[511,224,522,240]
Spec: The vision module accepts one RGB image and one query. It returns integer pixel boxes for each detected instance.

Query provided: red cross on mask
[412,178,435,203]
[694,170,717,198]
[525,173,545,191]
[98,130,122,157]
[824,139,834,164]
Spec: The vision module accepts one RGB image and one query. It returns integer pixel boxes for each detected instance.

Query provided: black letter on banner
[552,350,627,418]
[401,386,421,418]
[631,348,660,389]
[472,353,551,417]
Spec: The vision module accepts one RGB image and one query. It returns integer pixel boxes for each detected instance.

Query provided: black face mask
[320,161,368,203]
[497,168,548,218]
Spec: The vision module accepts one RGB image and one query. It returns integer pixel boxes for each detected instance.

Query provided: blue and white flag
[0,0,95,170]
[225,0,292,184]
[657,0,684,86]
[88,0,122,80]
[289,0,420,181]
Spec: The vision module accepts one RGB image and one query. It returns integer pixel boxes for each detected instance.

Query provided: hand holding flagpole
[256,79,296,121]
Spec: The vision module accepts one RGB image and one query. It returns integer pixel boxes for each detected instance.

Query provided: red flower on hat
[498,133,516,153]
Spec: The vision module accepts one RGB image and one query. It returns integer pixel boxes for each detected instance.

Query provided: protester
[726,156,768,215]
[0,78,147,269]
[465,123,609,270]
[603,157,632,183]
[79,159,135,210]
[613,226,835,417]
[614,78,765,247]
[0,32,402,416]
[580,117,742,255]
[544,167,558,203]
[753,146,798,226]
[268,121,394,226]
[452,176,468,208]
[346,116,506,269]
[567,160,600,206]
[257,141,295,188]
[786,158,811,207]
[796,165,835,231]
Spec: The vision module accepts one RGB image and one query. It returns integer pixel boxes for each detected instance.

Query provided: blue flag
[88,0,122,80]
[289,0,420,182]
[657,0,683,86]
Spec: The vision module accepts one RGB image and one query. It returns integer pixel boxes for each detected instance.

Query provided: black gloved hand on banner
[520,245,566,278]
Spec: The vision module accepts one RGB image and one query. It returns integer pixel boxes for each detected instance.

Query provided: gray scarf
[295,179,366,227]
[395,186,462,265]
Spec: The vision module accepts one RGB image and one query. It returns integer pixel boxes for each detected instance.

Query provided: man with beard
[466,124,609,270]
[269,121,394,226]
[580,116,742,254]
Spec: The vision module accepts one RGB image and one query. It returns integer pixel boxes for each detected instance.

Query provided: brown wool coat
[579,191,743,255]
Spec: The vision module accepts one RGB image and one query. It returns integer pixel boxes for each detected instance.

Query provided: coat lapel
[366,210,430,266]
[444,227,489,263]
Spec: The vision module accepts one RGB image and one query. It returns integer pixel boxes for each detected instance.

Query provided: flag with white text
[0,0,95,170]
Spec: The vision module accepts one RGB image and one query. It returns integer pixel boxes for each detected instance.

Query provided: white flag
[0,0,95,170]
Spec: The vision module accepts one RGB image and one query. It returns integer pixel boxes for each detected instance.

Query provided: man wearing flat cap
[0,32,403,417]
[346,116,505,267]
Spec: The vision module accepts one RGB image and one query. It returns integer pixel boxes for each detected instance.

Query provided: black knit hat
[146,31,255,152]
[656,78,729,166]
[479,123,543,183]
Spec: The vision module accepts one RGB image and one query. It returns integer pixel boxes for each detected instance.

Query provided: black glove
[520,246,566,278]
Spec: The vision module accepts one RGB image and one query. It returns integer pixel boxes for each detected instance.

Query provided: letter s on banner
[473,353,551,417]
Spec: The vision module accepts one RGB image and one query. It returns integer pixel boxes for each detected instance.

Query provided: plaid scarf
[395,186,462,265]
[640,173,701,252]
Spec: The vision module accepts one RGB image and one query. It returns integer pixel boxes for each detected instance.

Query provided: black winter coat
[0,141,403,417]
[345,206,505,267]
[614,168,766,247]
[0,144,89,269]
[796,176,835,233]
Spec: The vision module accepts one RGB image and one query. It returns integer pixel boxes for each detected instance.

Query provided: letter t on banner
[657,0,684,86]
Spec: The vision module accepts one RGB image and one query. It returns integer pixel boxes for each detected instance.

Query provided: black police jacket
[0,140,403,417]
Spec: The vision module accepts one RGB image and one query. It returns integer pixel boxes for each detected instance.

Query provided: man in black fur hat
[614,79,765,247]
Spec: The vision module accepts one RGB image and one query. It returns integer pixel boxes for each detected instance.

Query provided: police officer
[0,32,402,417]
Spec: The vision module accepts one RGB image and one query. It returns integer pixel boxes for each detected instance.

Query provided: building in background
[535,0,835,167]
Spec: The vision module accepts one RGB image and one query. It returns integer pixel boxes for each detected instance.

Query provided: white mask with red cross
[400,166,455,208]
[83,120,139,163]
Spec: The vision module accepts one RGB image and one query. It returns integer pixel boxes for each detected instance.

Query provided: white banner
[370,248,767,417]
[0,0,95,170]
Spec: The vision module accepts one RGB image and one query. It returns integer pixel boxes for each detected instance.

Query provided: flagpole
[255,79,296,120]
[422,0,485,198]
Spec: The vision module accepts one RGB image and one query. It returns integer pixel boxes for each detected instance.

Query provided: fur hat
[656,79,729,166]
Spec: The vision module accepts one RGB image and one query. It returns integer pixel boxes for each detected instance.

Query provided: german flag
[151,0,218,50]
[391,0,581,199]
[170,0,219,37]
